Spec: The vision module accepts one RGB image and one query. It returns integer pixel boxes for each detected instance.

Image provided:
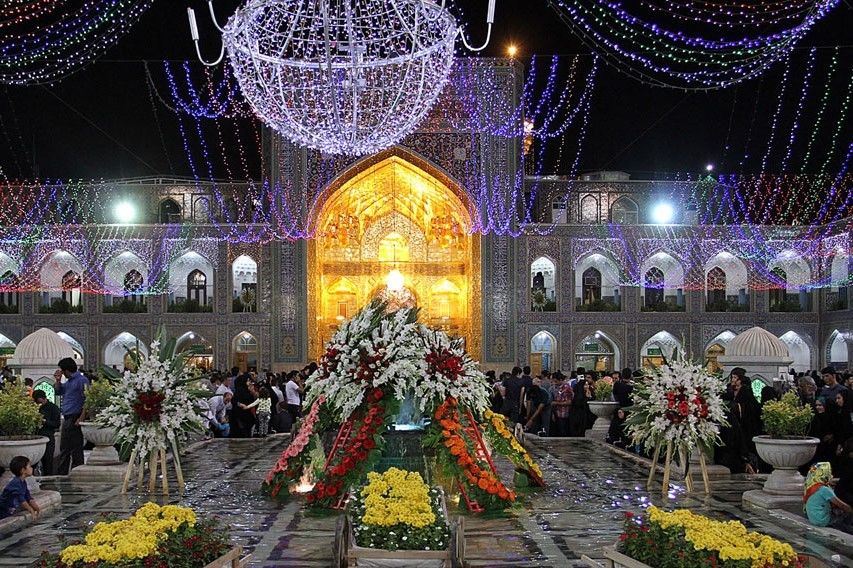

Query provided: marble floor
[0,436,850,567]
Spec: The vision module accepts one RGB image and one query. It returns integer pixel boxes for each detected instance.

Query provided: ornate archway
[308,150,480,360]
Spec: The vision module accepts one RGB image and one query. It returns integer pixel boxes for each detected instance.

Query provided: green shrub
[576,298,620,312]
[103,299,147,313]
[83,378,115,419]
[0,385,43,437]
[593,380,614,401]
[761,392,813,437]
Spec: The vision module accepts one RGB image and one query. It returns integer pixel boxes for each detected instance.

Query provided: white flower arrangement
[97,327,206,468]
[416,327,491,415]
[305,300,492,421]
[625,355,727,456]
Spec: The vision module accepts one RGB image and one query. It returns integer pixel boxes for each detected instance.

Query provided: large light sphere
[386,269,405,291]
[223,0,458,155]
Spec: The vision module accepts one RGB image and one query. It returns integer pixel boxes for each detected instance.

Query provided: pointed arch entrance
[308,149,480,360]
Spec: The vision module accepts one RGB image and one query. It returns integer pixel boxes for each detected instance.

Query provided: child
[804,462,853,533]
[255,387,272,437]
[0,456,41,519]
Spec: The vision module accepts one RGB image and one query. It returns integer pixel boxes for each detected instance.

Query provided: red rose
[357,450,368,461]
[369,388,384,402]
[364,438,375,450]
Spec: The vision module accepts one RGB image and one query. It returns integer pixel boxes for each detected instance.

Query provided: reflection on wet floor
[0,436,849,567]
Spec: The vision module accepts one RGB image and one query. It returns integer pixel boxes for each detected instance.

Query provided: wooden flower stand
[582,545,834,568]
[203,546,252,568]
[646,441,711,494]
[121,440,186,495]
[333,514,465,568]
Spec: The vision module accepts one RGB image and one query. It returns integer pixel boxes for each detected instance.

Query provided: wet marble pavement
[0,436,850,567]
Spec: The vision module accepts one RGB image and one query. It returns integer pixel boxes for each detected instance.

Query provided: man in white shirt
[207,390,232,438]
[285,371,303,425]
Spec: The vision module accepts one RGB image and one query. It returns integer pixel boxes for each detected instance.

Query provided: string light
[0,0,153,85]
[546,0,840,89]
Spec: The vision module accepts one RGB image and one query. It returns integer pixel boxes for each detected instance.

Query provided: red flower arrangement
[308,388,392,506]
[132,391,166,422]
[262,396,325,499]
[664,387,710,425]
[425,347,464,382]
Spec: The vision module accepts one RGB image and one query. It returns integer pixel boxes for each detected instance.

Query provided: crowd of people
[200,364,316,439]
[2,358,852,532]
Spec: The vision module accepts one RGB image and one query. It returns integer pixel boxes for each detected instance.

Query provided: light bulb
[386,269,405,291]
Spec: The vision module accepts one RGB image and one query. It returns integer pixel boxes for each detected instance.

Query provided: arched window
[706,267,726,310]
[61,270,81,306]
[159,199,181,224]
[0,271,19,311]
[644,267,664,308]
[123,270,144,302]
[530,257,556,312]
[233,332,258,373]
[530,331,556,375]
[232,255,258,312]
[611,197,638,224]
[187,270,207,305]
[769,267,787,310]
[582,267,601,304]
[580,195,598,223]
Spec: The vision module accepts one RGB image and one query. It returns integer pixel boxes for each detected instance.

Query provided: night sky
[1,0,851,181]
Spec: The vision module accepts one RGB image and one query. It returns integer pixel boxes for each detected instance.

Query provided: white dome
[726,327,789,359]
[8,328,76,367]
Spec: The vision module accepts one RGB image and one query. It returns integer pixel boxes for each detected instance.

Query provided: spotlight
[506,44,518,58]
[651,202,675,224]
[113,201,136,224]
[705,163,714,172]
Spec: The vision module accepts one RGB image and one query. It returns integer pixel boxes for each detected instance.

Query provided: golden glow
[308,154,481,360]
[386,269,405,291]
[506,44,518,58]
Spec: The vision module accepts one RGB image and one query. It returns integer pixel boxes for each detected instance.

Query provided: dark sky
[1,0,851,181]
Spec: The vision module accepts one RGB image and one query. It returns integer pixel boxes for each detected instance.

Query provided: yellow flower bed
[647,506,798,568]
[484,409,543,478]
[60,503,197,565]
[360,468,436,528]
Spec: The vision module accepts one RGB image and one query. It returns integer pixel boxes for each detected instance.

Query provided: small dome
[726,327,789,359]
[8,328,76,367]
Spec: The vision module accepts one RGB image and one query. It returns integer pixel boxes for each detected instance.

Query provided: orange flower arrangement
[433,399,515,505]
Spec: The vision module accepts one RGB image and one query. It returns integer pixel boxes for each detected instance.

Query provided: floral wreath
[625,354,727,459]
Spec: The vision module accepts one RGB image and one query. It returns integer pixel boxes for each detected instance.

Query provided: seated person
[0,456,40,520]
[804,462,853,533]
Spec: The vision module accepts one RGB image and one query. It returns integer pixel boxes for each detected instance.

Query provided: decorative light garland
[546,0,840,89]
[0,0,153,85]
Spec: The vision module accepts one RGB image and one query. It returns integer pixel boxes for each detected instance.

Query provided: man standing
[285,371,303,426]
[820,366,847,401]
[32,390,60,476]
[54,357,89,475]
[500,367,526,424]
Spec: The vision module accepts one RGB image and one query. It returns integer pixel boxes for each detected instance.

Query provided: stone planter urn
[752,435,819,495]
[586,401,620,440]
[80,422,121,465]
[0,435,49,471]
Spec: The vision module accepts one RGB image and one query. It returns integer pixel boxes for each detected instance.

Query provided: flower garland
[620,507,805,568]
[415,328,492,415]
[97,327,205,468]
[37,503,230,568]
[308,388,397,507]
[625,355,727,457]
[482,409,544,483]
[262,396,325,499]
[304,300,426,421]
[350,468,450,552]
[427,398,515,508]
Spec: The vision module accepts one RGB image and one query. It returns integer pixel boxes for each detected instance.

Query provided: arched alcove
[530,257,556,312]
[575,331,620,373]
[530,331,556,376]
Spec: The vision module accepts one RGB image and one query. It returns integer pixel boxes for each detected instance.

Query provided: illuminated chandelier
[189,0,496,155]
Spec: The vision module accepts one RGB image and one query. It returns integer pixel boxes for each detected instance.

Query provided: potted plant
[587,379,618,440]
[605,506,810,568]
[753,391,818,495]
[0,384,49,471]
[79,377,121,466]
